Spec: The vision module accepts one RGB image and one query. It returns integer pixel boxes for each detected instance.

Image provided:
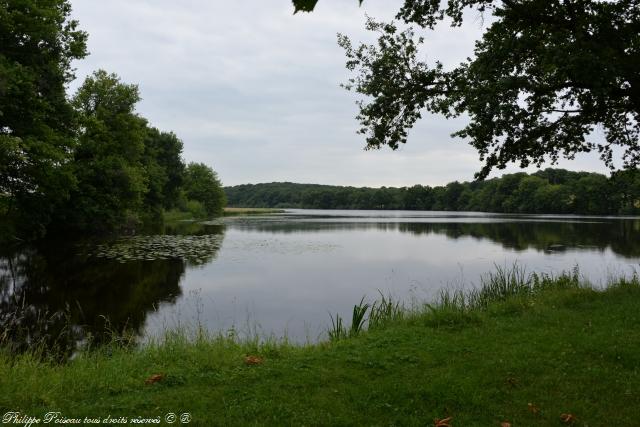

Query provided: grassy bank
[1,269,639,426]
[163,207,284,222]
[223,207,285,215]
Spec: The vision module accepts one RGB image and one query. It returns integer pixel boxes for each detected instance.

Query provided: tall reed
[329,264,593,339]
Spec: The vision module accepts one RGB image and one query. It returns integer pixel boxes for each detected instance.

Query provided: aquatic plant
[92,234,224,265]
[329,264,592,338]
[328,313,346,341]
[350,297,370,336]
[368,291,403,330]
[434,263,583,313]
[330,295,401,341]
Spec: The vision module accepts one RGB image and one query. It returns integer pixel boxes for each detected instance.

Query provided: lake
[2,209,639,355]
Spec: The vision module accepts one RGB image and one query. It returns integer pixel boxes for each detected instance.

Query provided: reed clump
[328,264,636,338]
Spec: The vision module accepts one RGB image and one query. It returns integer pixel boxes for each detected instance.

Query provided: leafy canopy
[296,0,640,179]
[184,163,226,217]
[66,70,149,231]
[0,0,88,236]
[1,1,226,238]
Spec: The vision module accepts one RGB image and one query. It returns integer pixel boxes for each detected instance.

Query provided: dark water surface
[2,210,639,354]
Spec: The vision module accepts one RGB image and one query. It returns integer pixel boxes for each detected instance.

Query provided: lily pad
[92,234,224,265]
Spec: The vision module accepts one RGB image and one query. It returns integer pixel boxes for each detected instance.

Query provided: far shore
[223,207,285,215]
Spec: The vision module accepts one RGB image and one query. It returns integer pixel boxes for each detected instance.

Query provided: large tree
[65,70,149,232]
[296,0,640,179]
[0,0,87,234]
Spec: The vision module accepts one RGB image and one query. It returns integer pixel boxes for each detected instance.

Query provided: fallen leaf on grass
[434,416,452,427]
[244,355,264,365]
[144,374,165,385]
[560,413,577,424]
[527,403,539,414]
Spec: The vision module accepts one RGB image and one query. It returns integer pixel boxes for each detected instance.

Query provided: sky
[68,0,614,187]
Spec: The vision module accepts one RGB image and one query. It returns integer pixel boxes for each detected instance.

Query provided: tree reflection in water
[0,222,225,360]
[229,216,640,259]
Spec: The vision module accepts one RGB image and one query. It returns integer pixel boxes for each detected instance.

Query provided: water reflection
[1,212,639,357]
[226,215,640,258]
[0,221,225,359]
[149,213,640,344]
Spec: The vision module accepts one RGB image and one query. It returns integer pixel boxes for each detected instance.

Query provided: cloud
[68,0,613,187]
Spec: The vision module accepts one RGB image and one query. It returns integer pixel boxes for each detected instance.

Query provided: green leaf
[292,0,318,13]
[293,0,363,14]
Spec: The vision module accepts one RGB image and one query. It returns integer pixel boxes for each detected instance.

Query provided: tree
[610,169,640,214]
[0,0,87,235]
[183,163,226,217]
[511,175,547,213]
[533,183,573,213]
[442,181,465,211]
[143,128,186,213]
[300,1,640,179]
[572,173,611,214]
[64,70,149,232]
[404,184,434,210]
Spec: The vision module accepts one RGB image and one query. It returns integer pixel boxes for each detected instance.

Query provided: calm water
[2,210,640,355]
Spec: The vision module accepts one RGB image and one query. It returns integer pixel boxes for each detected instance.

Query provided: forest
[225,168,640,215]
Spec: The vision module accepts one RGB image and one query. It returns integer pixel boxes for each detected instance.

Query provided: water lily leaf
[92,234,223,265]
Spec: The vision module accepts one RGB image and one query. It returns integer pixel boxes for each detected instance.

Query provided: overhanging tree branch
[328,0,640,179]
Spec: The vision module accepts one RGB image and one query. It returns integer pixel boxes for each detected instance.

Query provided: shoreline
[2,268,639,425]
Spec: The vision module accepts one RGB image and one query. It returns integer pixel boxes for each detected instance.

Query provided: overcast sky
[68,0,613,187]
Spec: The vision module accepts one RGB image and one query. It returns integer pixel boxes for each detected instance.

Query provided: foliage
[143,128,185,211]
[59,70,149,232]
[53,70,222,234]
[292,0,363,13]
[292,0,320,13]
[0,2,226,239]
[330,293,403,341]
[183,163,227,217]
[61,72,223,233]
[328,1,640,178]
[0,0,88,237]
[225,168,640,215]
[368,291,404,330]
[328,312,347,341]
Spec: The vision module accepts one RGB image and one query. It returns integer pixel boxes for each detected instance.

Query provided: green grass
[162,209,196,222]
[223,207,285,216]
[163,206,284,222]
[163,201,209,222]
[2,269,640,426]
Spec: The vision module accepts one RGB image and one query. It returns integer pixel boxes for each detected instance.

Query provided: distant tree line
[0,1,225,241]
[225,168,640,215]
